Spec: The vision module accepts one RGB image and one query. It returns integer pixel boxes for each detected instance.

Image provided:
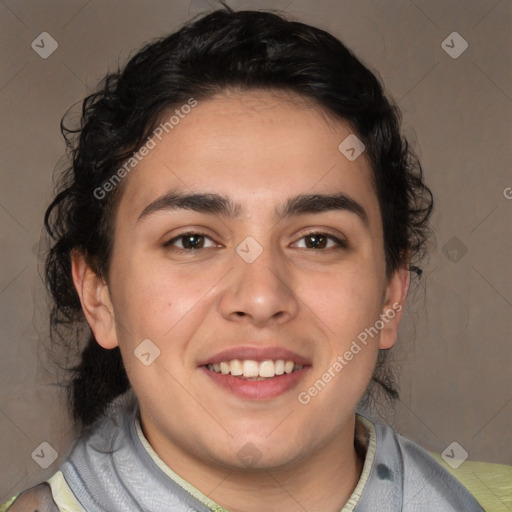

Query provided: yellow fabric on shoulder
[430,453,512,512]
[46,472,85,512]
[0,472,84,512]
[0,496,16,512]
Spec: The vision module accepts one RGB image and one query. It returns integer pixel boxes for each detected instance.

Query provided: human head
[45,8,432,431]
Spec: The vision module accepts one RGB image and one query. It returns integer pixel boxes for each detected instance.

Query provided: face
[74,90,407,473]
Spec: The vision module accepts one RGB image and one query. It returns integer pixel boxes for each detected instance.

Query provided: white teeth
[206,359,303,378]
[230,359,243,376]
[259,360,275,377]
[274,359,285,375]
[242,360,260,377]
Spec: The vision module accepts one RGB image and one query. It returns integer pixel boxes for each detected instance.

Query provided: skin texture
[72,90,409,512]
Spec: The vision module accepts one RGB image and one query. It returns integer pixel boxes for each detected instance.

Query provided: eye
[164,232,218,250]
[293,231,347,250]
[163,231,347,252]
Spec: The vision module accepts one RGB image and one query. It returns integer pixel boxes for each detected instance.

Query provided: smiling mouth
[204,359,304,380]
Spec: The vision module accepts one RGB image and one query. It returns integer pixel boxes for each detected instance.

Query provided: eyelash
[163,230,347,252]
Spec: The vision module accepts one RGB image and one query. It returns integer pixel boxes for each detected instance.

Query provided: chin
[207,436,306,473]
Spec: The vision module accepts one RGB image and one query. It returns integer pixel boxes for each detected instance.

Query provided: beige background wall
[1,0,511,501]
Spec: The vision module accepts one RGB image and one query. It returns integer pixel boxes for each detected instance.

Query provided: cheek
[297,261,384,406]
[305,263,384,342]
[109,253,221,343]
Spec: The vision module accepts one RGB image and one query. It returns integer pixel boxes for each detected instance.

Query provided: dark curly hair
[44,7,433,429]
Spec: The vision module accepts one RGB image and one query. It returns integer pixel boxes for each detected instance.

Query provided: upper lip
[198,346,312,367]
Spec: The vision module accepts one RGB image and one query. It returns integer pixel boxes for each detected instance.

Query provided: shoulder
[355,416,486,511]
[371,419,510,511]
[1,472,85,512]
[430,452,512,512]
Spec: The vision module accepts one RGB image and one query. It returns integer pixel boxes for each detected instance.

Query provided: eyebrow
[137,189,369,226]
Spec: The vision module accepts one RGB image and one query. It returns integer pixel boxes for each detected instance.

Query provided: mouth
[199,348,311,400]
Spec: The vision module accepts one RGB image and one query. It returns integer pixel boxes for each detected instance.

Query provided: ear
[378,265,410,350]
[70,249,119,349]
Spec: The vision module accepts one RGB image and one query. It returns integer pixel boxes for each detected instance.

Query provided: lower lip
[201,366,310,400]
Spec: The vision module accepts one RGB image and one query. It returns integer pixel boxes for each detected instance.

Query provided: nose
[218,240,300,328]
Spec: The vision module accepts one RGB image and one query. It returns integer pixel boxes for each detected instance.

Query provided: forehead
[117,90,379,225]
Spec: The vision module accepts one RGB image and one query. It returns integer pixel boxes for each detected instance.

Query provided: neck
[142,415,367,512]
